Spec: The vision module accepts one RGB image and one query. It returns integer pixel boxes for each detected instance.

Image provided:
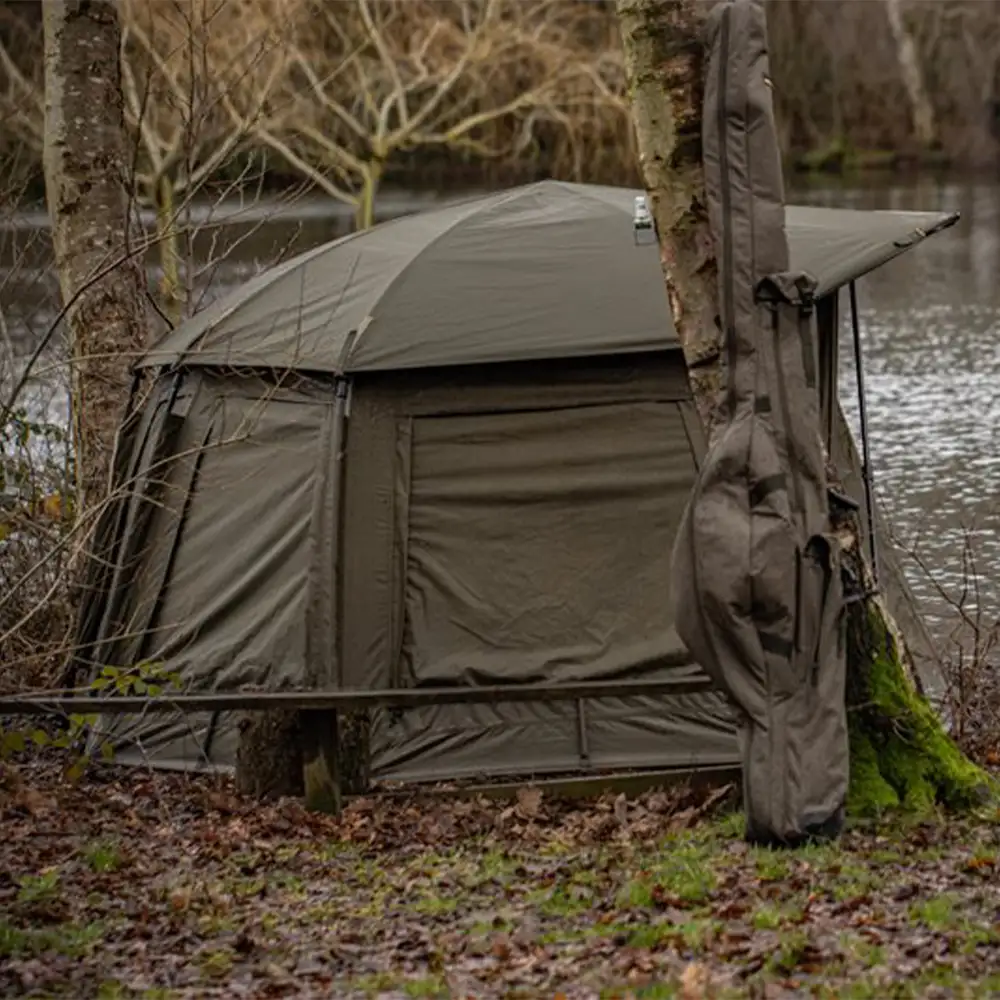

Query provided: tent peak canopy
[138,180,959,375]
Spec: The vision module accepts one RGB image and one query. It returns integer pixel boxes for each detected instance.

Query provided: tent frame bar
[0,675,714,717]
[848,280,879,579]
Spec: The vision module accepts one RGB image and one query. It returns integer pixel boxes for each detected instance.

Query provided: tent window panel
[399,401,697,687]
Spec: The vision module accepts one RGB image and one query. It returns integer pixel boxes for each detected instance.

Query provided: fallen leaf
[680,961,711,999]
[168,886,192,911]
[515,786,543,820]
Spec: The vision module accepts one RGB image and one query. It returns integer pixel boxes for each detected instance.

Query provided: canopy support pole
[848,281,879,581]
[302,375,351,815]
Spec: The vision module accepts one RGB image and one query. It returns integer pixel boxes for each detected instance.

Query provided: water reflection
[792,178,1000,639]
[2,178,998,643]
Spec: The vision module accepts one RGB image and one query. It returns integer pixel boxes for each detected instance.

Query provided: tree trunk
[235,710,304,801]
[153,174,182,324]
[884,0,937,149]
[354,160,383,231]
[234,708,370,803]
[616,0,990,817]
[42,0,149,520]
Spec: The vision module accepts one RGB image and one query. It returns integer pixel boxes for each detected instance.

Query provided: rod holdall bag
[669,0,849,847]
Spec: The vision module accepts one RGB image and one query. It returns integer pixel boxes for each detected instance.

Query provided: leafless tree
[243,0,618,228]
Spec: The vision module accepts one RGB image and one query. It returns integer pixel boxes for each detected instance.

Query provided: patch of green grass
[228,875,267,898]
[16,869,61,905]
[83,840,125,874]
[701,809,744,842]
[528,882,595,917]
[199,948,234,979]
[837,931,886,969]
[0,919,104,958]
[351,972,423,997]
[276,872,305,890]
[764,928,812,975]
[753,849,791,881]
[96,983,128,1000]
[909,893,960,930]
[865,847,905,865]
[825,981,884,999]
[314,839,358,861]
[196,913,239,936]
[961,926,1000,954]
[411,895,458,917]
[750,902,803,930]
[827,861,886,901]
[594,917,718,953]
[790,839,845,868]
[402,975,449,997]
[302,901,338,924]
[620,843,718,907]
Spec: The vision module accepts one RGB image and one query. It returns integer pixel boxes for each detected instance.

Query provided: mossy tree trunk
[616,0,991,817]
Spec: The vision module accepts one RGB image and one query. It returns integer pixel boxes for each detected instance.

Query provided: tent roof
[139,180,958,374]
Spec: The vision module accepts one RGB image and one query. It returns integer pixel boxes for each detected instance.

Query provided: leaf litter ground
[2,759,1000,999]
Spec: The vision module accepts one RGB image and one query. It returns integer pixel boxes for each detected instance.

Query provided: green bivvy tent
[77,180,957,783]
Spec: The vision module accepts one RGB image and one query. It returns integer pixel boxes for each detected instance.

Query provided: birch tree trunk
[616,0,989,816]
[42,0,149,521]
[884,0,937,149]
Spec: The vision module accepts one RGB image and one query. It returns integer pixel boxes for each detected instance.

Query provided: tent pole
[848,281,879,581]
[302,375,350,815]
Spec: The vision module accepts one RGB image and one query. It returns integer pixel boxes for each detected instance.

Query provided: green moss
[847,609,995,819]
[847,729,899,817]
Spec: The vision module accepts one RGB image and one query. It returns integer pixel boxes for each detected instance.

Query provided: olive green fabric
[671,0,848,845]
[78,180,955,778]
[341,355,739,780]
[87,355,742,776]
[85,371,340,767]
[137,181,958,376]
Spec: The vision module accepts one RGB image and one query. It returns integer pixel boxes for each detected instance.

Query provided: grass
[0,919,105,959]
[5,764,1000,998]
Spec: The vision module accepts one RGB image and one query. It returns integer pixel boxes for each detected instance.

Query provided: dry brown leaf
[168,886,192,911]
[14,786,56,817]
[515,786,543,820]
[613,793,629,825]
[680,961,711,999]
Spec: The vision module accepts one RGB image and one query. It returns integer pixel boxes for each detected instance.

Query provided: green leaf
[51,734,71,749]
[66,756,89,782]
[3,731,26,754]
[100,741,114,762]
[30,729,49,747]
[146,684,163,697]
[91,677,112,691]
[133,679,148,695]
[101,666,119,678]
[115,675,131,694]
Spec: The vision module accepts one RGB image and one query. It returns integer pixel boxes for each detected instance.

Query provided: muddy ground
[1,761,999,999]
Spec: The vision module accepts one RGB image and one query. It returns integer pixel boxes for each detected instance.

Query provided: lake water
[2,176,998,649]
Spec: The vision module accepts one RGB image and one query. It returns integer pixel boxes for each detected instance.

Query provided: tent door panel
[396,400,697,688]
